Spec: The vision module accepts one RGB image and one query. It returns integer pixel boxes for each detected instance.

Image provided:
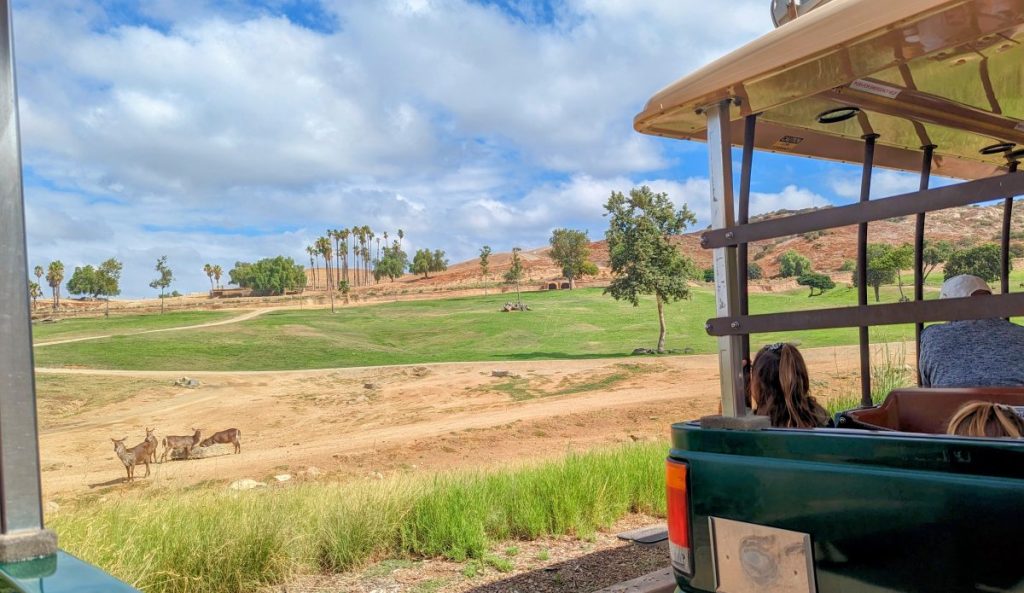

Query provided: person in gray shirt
[920,274,1024,387]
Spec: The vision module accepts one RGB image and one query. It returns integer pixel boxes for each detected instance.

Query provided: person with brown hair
[750,342,831,428]
[947,401,1024,438]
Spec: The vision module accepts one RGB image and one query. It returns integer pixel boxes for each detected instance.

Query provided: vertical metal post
[737,114,757,398]
[913,145,934,386]
[706,100,746,417]
[857,134,878,407]
[1002,160,1020,295]
[0,0,55,561]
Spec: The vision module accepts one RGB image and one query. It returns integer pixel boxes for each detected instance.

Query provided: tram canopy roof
[634,0,1024,180]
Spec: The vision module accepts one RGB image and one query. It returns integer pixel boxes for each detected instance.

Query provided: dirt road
[37,343,883,500]
[34,308,272,348]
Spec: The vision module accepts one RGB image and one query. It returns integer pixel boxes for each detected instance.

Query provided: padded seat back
[837,387,1024,434]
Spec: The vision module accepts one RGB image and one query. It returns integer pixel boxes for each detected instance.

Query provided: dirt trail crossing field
[37,344,874,500]
[33,308,272,348]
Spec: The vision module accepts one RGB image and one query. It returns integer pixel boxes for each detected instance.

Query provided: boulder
[632,348,656,355]
[228,479,267,491]
[491,370,511,378]
[273,474,292,483]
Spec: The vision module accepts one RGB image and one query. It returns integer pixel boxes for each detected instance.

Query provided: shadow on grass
[462,542,668,593]
[88,476,130,489]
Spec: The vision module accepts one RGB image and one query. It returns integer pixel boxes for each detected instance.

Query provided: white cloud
[12,0,775,295]
[750,185,827,216]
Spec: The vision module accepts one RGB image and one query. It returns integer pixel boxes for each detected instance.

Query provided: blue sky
[13,0,925,297]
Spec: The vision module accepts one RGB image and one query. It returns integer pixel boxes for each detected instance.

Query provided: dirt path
[37,343,890,500]
[33,308,270,347]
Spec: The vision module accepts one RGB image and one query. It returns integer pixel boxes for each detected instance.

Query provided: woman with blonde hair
[750,342,831,428]
[947,401,1024,438]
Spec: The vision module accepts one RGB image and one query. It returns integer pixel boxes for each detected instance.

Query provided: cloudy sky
[13,0,923,297]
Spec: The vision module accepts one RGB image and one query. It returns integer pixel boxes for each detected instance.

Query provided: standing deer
[126,434,154,478]
[160,428,202,463]
[111,437,141,482]
[200,428,241,454]
[144,427,158,464]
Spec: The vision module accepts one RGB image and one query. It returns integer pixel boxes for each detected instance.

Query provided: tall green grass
[52,443,666,593]
[824,343,913,418]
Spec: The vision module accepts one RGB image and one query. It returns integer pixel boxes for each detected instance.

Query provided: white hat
[940,275,992,299]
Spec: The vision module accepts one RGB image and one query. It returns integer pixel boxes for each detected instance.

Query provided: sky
[13,0,928,297]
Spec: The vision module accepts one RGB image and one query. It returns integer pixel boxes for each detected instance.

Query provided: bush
[702,267,715,283]
[779,250,811,278]
[838,259,855,272]
[747,262,763,280]
[944,243,1004,282]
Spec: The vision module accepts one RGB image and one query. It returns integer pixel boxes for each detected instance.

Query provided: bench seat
[836,387,1024,434]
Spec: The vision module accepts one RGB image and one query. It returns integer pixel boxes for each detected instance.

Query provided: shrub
[838,259,855,272]
[747,262,764,280]
[797,272,835,297]
[778,250,811,278]
[944,243,1004,282]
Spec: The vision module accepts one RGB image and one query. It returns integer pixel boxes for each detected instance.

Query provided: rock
[632,348,656,355]
[371,471,384,480]
[302,466,323,479]
[363,383,377,390]
[229,479,267,491]
[173,377,201,388]
[491,370,511,378]
[45,501,59,515]
[683,347,695,354]
[273,474,291,482]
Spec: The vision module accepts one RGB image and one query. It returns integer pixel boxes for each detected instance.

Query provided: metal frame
[701,172,1024,249]
[913,145,935,386]
[706,101,746,417]
[0,0,53,558]
[1002,160,1020,296]
[856,135,877,406]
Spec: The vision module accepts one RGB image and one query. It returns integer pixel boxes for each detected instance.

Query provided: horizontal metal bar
[701,172,1024,249]
[705,292,1024,336]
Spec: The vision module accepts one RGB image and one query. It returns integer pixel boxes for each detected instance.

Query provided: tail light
[666,458,692,575]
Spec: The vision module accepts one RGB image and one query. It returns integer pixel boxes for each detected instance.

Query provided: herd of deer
[110,427,241,482]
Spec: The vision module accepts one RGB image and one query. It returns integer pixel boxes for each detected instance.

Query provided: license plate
[709,517,816,593]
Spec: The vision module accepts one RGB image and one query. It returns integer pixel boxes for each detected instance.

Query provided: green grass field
[33,286,927,371]
[31,310,237,342]
[54,443,665,593]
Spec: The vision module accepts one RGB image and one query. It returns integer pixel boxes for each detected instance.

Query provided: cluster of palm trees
[202,264,224,291]
[305,227,405,291]
[30,262,64,311]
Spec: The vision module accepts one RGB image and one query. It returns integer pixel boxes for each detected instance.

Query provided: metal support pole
[1002,160,1020,295]
[706,101,746,417]
[0,0,57,562]
[913,145,934,386]
[737,114,757,402]
[857,134,878,407]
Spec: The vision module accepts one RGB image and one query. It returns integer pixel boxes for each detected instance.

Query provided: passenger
[947,401,1024,438]
[750,342,831,428]
[919,275,1024,387]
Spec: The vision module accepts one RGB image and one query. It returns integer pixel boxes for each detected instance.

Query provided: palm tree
[29,281,42,311]
[46,260,64,312]
[331,229,342,282]
[203,263,214,292]
[317,235,336,313]
[363,226,373,285]
[351,226,361,287]
[33,265,43,288]
[306,245,318,290]
[397,229,404,249]
[339,228,350,285]
[212,265,223,289]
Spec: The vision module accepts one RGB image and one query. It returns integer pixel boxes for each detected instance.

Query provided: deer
[200,428,241,454]
[144,427,158,464]
[160,428,202,463]
[111,437,151,482]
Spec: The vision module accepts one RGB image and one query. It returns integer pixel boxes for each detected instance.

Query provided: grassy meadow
[34,285,925,370]
[53,443,665,593]
[32,310,237,342]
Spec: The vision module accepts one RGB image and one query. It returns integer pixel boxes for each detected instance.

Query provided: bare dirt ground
[36,343,876,501]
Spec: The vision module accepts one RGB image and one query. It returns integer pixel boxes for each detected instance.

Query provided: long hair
[947,401,1024,438]
[750,343,829,428]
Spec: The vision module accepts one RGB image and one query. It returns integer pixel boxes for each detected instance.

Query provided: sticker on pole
[772,135,804,150]
[850,79,901,99]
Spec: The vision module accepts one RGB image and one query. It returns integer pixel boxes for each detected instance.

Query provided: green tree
[797,272,835,297]
[922,240,954,282]
[96,258,123,316]
[430,249,448,274]
[503,246,525,308]
[944,243,1004,282]
[779,250,811,278]
[228,257,306,295]
[149,256,174,314]
[67,265,100,298]
[212,264,223,289]
[375,242,408,282]
[851,244,897,302]
[33,265,43,291]
[838,259,855,272]
[28,281,42,311]
[603,185,698,353]
[887,244,913,300]
[46,261,64,312]
[702,267,715,283]
[479,245,492,280]
[411,249,433,278]
[203,263,214,291]
[748,262,764,280]
[547,228,597,289]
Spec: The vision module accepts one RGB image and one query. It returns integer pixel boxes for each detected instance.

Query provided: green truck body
[669,422,1024,592]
